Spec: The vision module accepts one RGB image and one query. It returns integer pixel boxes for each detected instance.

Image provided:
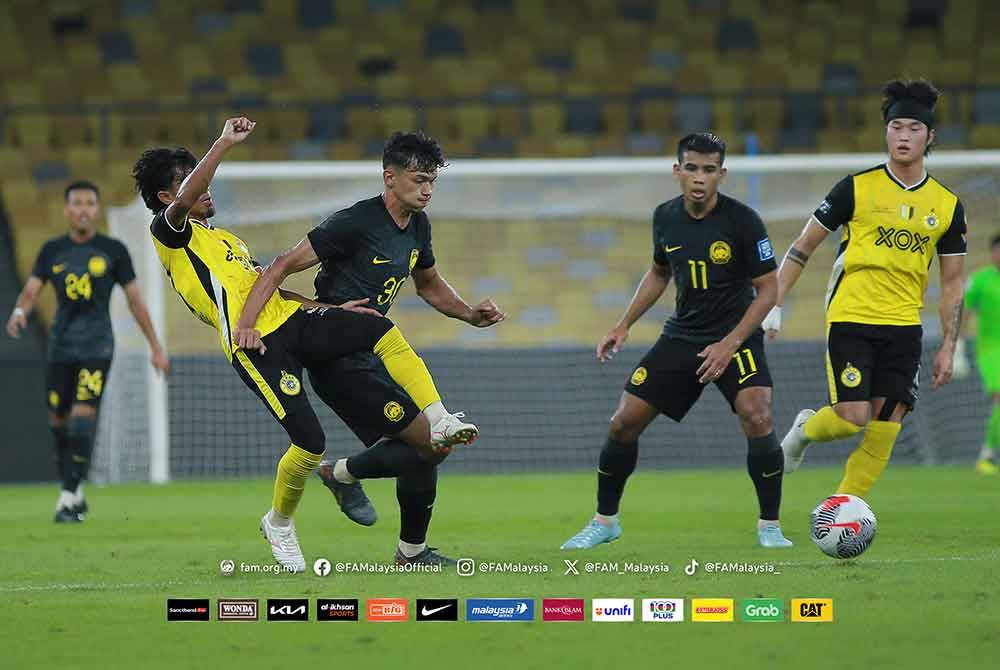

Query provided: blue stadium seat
[476,135,516,157]
[626,132,665,155]
[299,0,337,29]
[565,98,604,135]
[784,93,823,130]
[673,96,713,133]
[195,13,232,35]
[225,0,261,12]
[368,0,403,11]
[307,105,344,140]
[425,25,466,59]
[718,18,759,51]
[121,0,155,19]
[823,63,860,93]
[972,89,1000,123]
[620,4,656,22]
[539,52,575,74]
[779,126,817,151]
[477,0,513,9]
[246,44,286,79]
[31,162,71,185]
[99,32,137,64]
[190,77,227,96]
[289,140,326,160]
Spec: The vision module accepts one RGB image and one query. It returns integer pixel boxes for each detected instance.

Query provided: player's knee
[69,403,97,419]
[398,462,437,495]
[608,414,641,444]
[737,403,772,432]
[834,403,870,426]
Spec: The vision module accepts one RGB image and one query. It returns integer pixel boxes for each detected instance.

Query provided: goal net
[93,151,1000,482]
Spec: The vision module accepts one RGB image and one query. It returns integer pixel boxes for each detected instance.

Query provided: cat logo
[709,240,732,264]
[88,256,108,277]
[923,211,939,230]
[840,363,862,389]
[279,371,301,396]
[630,367,648,386]
[409,249,420,272]
[791,598,833,622]
[49,391,60,408]
[384,401,405,422]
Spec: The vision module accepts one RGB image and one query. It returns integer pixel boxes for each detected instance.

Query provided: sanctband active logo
[741,598,783,622]
[466,599,534,622]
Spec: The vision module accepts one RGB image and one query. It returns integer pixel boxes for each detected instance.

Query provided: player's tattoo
[948,300,964,345]
[786,247,809,268]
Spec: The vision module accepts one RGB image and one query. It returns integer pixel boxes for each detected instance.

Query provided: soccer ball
[810,494,877,559]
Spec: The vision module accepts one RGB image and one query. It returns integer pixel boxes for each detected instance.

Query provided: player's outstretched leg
[780,408,815,473]
[317,459,378,526]
[782,405,864,472]
[561,393,655,550]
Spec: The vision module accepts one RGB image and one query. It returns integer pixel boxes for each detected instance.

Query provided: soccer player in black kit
[237,131,505,565]
[6,181,169,523]
[561,133,793,549]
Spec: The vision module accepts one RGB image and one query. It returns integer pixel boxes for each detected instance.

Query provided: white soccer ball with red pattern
[810,494,877,559]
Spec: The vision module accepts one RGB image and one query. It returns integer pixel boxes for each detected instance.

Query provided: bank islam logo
[691,598,734,622]
[542,598,585,622]
[166,598,210,622]
[267,598,309,622]
[592,598,634,622]
[416,599,459,622]
[642,598,684,622]
[791,598,834,622]
[466,598,534,622]
[317,599,359,622]
[217,599,258,621]
[367,598,409,622]
[741,598,783,623]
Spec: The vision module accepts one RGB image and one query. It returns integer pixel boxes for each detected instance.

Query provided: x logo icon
[564,559,579,576]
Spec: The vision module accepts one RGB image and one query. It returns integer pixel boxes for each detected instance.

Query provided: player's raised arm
[234,236,323,352]
[163,117,255,228]
[597,260,671,362]
[763,216,830,339]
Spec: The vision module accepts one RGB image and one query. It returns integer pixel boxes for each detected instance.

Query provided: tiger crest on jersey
[279,371,301,396]
[709,241,732,264]
[631,367,648,386]
[88,255,108,277]
[409,249,420,272]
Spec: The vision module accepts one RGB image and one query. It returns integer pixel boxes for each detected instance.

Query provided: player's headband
[884,99,935,129]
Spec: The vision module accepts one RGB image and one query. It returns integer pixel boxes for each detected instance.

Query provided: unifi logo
[592,599,635,622]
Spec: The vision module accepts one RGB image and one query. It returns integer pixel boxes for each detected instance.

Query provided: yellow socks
[272,444,323,518]
[836,420,901,497]
[374,326,441,409]
[803,406,863,442]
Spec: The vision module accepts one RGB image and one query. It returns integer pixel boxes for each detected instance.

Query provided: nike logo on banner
[372,257,392,264]
[665,245,683,253]
[762,469,782,478]
[421,604,452,616]
[738,372,758,384]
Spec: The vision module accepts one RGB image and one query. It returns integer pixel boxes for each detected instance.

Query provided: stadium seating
[1,0,997,345]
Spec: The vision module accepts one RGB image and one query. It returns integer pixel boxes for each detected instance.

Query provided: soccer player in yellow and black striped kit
[766,79,967,498]
[132,118,464,572]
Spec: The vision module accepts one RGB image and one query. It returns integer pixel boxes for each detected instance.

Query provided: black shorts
[307,353,420,447]
[46,358,112,414]
[230,307,396,436]
[625,332,772,421]
[826,322,922,407]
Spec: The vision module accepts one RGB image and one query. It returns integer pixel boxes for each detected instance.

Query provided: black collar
[882,164,929,192]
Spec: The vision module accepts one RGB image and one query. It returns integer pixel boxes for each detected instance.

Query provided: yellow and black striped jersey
[149,212,300,360]
[813,164,967,326]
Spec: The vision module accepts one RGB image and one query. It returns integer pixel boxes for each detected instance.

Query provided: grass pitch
[1,465,996,669]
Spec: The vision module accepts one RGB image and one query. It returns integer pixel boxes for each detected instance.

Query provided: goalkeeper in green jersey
[964,233,1000,474]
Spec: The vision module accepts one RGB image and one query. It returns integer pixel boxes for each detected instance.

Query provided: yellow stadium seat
[375,74,415,99]
[379,106,419,136]
[529,103,565,136]
[345,107,381,142]
[453,105,490,142]
[603,103,630,136]
[0,148,29,180]
[520,69,561,96]
[970,125,1000,150]
[4,79,42,105]
[494,105,524,137]
[638,101,673,133]
[550,135,591,158]
[7,114,52,148]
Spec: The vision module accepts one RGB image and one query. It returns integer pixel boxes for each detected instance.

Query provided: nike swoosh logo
[372,257,392,264]
[665,245,682,253]
[597,468,612,476]
[762,469,782,478]
[738,372,759,384]
[52,264,65,273]
[421,605,452,616]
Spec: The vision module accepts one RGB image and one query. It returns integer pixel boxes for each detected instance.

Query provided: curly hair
[131,147,198,213]
[382,131,447,172]
[881,78,940,119]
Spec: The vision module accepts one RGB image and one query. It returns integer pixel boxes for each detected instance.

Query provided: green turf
[2,466,996,669]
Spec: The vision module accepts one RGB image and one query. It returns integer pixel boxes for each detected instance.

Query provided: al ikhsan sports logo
[279,371,301,396]
[841,363,862,388]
